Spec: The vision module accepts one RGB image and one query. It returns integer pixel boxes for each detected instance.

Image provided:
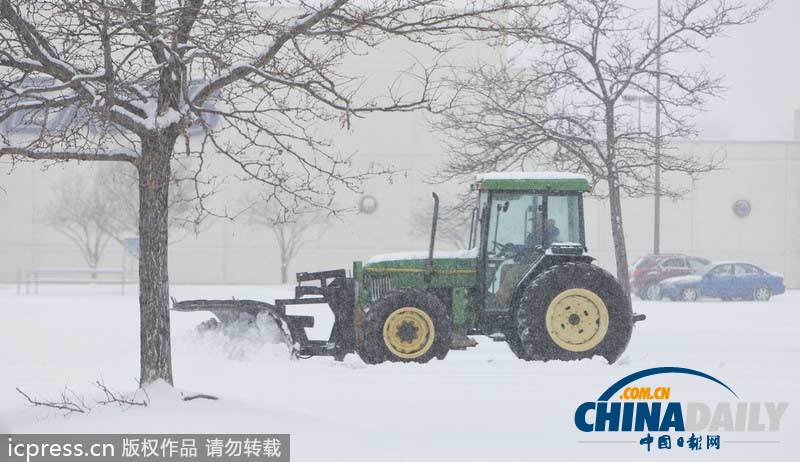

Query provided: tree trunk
[607,180,631,298]
[280,262,288,284]
[137,135,174,386]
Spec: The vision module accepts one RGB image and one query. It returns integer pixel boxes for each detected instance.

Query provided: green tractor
[174,172,643,364]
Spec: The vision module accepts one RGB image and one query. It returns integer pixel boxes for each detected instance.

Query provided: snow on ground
[1,284,798,461]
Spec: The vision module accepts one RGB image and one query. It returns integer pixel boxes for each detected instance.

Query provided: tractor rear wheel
[357,289,451,364]
[514,262,632,363]
[505,332,531,360]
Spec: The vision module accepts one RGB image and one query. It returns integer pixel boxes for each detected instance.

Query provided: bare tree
[42,164,198,270]
[434,0,767,295]
[1,0,525,385]
[93,163,200,244]
[43,173,118,270]
[245,198,330,284]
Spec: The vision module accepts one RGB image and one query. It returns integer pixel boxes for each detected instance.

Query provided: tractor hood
[363,249,479,287]
[367,249,478,264]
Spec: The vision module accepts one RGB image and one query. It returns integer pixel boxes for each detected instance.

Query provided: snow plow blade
[172,270,356,360]
[172,298,301,356]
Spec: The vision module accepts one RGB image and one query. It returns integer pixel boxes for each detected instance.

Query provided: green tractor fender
[508,252,595,309]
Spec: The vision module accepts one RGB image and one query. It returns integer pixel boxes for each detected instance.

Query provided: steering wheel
[492,241,517,256]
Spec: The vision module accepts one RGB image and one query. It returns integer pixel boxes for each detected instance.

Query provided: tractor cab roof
[473,171,590,192]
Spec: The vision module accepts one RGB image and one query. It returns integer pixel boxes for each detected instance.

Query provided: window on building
[0,77,76,134]
[1,78,222,136]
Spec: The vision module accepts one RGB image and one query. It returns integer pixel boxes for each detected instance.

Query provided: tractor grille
[365,274,394,302]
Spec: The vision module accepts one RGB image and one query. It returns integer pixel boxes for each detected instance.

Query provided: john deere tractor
[174,172,642,363]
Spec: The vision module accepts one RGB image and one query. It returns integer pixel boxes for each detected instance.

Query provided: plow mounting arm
[172,269,356,360]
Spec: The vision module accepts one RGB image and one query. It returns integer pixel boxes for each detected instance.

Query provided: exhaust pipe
[425,192,439,283]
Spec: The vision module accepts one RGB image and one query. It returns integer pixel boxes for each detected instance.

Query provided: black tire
[753,286,771,302]
[506,332,531,360]
[357,289,451,364]
[644,283,662,301]
[681,287,699,302]
[514,262,633,363]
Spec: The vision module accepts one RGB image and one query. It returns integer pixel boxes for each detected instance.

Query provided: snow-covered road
[1,285,798,461]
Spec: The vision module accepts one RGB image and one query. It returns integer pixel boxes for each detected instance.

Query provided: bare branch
[16,387,88,415]
[0,147,136,162]
[95,380,148,407]
[434,0,767,294]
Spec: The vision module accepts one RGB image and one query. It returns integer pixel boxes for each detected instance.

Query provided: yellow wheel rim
[382,307,435,359]
[545,288,609,352]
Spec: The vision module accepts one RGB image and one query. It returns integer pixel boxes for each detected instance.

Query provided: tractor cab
[469,173,590,313]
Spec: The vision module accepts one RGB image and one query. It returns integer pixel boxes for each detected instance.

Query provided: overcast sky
[692,0,798,141]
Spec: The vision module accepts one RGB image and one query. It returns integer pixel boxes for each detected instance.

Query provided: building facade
[1,31,798,288]
[2,135,798,288]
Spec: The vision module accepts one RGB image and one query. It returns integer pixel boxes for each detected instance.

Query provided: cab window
[486,192,543,256]
[545,195,581,245]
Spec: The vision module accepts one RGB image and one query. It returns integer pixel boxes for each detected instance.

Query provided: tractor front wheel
[514,262,633,363]
[357,289,451,364]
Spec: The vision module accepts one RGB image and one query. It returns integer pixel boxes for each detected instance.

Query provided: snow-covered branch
[0,0,536,385]
[0,147,137,162]
[191,0,350,108]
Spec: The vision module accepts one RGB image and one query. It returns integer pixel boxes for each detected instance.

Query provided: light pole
[623,2,663,256]
[654,0,662,255]
[622,94,656,132]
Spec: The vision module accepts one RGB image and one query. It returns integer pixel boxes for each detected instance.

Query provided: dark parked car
[630,254,711,300]
[659,262,785,302]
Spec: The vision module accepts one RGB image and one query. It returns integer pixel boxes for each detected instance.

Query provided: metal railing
[17,267,128,295]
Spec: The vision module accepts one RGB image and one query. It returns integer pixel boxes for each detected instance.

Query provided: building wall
[585,141,800,286]
[1,32,798,288]
[1,138,798,288]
